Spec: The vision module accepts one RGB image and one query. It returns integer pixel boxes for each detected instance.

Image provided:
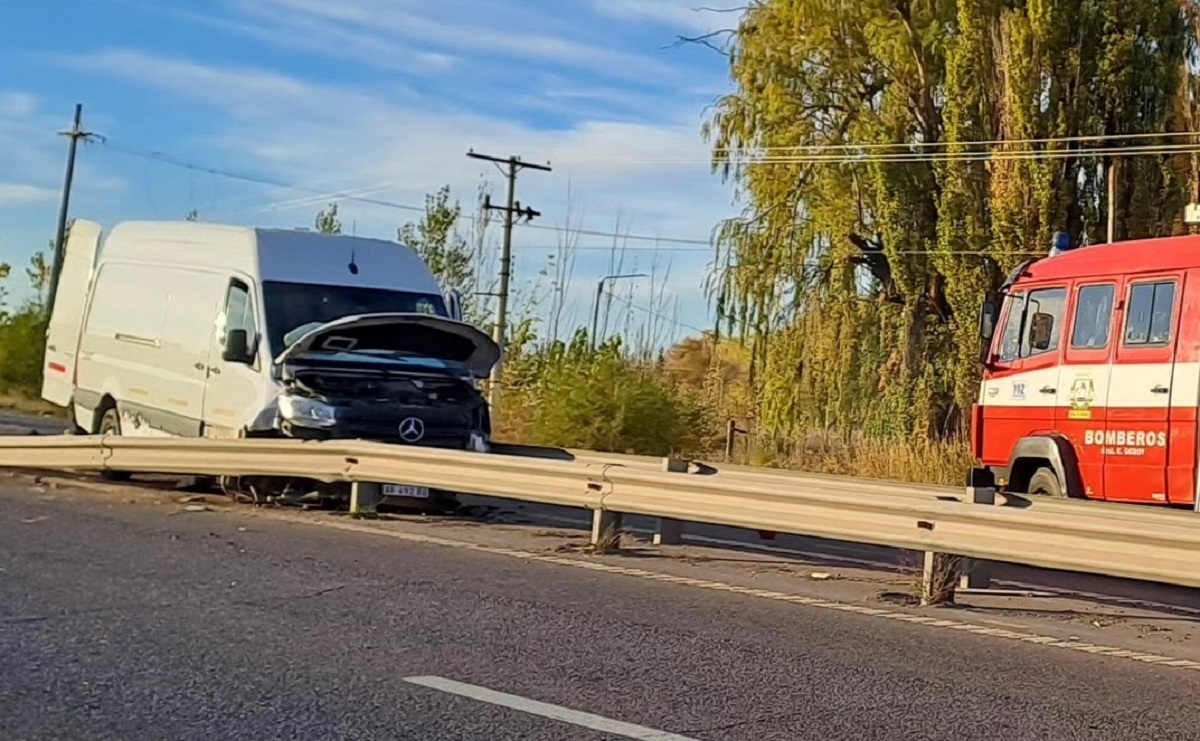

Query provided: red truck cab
[973,235,1200,509]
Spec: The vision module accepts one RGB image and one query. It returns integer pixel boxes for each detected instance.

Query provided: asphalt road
[3,484,1200,740]
[4,407,1200,622]
[0,411,66,437]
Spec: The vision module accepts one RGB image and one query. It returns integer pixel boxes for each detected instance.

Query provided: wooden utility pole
[46,103,90,320]
[466,150,551,406]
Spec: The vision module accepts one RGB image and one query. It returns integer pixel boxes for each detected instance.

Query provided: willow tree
[707,0,1194,442]
[938,0,1192,418]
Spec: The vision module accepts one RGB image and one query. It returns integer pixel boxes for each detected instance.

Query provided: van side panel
[75,263,170,436]
[154,267,227,435]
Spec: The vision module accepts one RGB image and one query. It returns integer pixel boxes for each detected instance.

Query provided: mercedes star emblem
[398,417,425,443]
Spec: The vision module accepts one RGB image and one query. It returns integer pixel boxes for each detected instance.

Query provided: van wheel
[98,407,132,482]
[1028,467,1064,498]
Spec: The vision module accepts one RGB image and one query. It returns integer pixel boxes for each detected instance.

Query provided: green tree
[705,0,1194,441]
[26,248,50,306]
[0,247,50,397]
[315,202,342,235]
[399,185,479,324]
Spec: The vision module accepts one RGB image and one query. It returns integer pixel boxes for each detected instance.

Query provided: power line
[563,141,1200,165]
[95,138,718,247]
[90,137,1123,258]
[711,130,1200,153]
[603,288,710,334]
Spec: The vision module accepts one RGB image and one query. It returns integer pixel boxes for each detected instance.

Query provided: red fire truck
[973,235,1200,509]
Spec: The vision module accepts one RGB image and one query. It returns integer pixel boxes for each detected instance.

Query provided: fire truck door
[1106,275,1183,504]
[1057,282,1117,500]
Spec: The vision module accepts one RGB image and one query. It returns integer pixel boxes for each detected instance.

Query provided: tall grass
[491,332,973,487]
[742,433,973,487]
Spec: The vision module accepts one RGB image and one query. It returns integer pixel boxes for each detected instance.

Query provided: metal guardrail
[1,435,1198,599]
[0,436,606,509]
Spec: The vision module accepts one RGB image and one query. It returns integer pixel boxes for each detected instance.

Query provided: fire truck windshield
[997,294,1024,362]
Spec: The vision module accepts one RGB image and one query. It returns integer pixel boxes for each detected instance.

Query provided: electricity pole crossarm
[46,103,92,321]
[465,150,551,408]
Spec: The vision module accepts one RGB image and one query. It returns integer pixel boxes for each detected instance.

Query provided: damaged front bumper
[273,363,492,454]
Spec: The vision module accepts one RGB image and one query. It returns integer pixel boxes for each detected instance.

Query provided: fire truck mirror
[978,300,999,341]
[1029,312,1055,351]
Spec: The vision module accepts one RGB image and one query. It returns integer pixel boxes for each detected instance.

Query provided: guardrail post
[959,468,996,591]
[586,463,621,552]
[591,510,623,552]
[653,457,688,545]
[921,551,959,606]
[350,481,382,517]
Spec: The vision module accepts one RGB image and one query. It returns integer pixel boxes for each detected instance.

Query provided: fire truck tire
[1028,467,1064,498]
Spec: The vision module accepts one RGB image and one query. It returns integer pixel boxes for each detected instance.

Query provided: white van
[42,220,499,460]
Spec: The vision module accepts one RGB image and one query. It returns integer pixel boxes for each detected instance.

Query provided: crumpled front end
[274,360,490,452]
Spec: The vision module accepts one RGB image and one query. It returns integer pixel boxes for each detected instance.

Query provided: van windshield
[262,280,447,358]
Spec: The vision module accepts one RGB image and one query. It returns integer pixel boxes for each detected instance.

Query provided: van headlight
[277,395,338,428]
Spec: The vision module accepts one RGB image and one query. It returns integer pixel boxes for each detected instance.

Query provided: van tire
[97,407,132,482]
[1028,467,1063,498]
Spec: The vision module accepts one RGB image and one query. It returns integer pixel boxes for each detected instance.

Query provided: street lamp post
[591,273,647,349]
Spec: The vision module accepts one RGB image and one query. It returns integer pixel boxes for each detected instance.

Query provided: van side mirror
[222,329,254,364]
[445,290,464,322]
[978,300,999,341]
[1029,312,1054,351]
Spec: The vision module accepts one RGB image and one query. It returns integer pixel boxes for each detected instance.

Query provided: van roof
[100,220,442,294]
[1020,235,1200,283]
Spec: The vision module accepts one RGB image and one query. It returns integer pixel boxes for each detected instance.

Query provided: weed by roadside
[0,391,64,418]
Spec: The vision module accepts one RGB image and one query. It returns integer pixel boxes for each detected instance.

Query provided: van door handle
[209,367,221,376]
[193,362,206,371]
[1040,386,1056,394]
[1152,385,1170,394]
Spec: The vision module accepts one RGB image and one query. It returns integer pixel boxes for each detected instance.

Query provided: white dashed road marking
[405,675,702,741]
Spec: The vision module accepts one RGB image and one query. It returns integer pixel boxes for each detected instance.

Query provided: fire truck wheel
[1028,467,1064,498]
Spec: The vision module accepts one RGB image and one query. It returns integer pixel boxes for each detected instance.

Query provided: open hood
[273,313,500,378]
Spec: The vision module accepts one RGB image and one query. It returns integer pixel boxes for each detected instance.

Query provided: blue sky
[0,0,743,344]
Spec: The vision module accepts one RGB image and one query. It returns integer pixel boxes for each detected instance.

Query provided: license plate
[382,484,430,499]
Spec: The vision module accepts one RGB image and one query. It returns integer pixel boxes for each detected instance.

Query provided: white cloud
[218,0,683,83]
[0,92,38,117]
[141,5,462,75]
[62,49,731,341]
[0,182,57,206]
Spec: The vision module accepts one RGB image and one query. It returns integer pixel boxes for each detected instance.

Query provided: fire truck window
[1020,287,1066,358]
[997,294,1024,362]
[1124,281,1177,346]
[1070,284,1115,349]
